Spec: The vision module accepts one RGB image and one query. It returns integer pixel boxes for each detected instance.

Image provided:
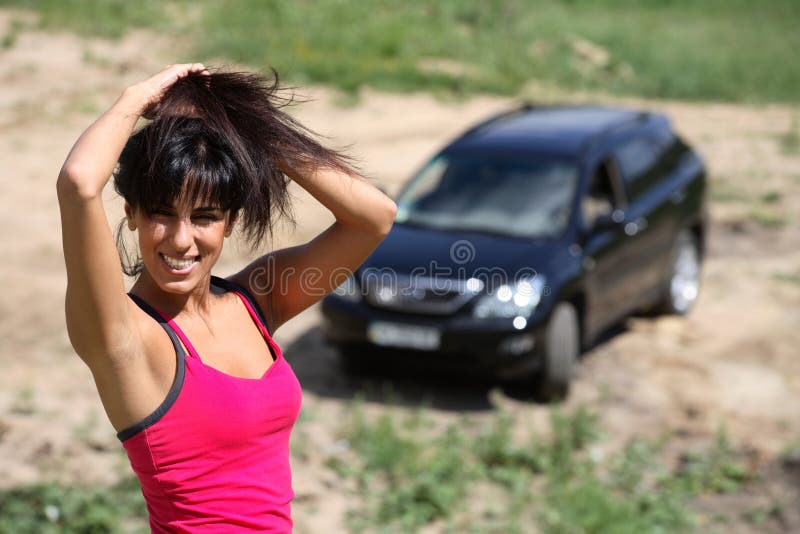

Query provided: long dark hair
[114,69,357,276]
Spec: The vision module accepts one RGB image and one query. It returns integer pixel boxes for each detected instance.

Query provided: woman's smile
[159,253,200,273]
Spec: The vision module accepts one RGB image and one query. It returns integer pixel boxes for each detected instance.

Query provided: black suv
[322,105,708,399]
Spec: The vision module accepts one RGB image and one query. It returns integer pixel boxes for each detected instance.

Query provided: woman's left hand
[231,166,397,332]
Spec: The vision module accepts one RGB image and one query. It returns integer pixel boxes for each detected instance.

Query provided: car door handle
[671,187,687,204]
[624,217,647,236]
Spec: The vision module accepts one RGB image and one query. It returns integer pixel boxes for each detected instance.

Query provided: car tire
[536,301,580,402]
[657,230,701,315]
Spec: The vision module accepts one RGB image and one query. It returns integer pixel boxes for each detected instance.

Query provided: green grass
[0,404,762,533]
[2,0,800,102]
[1,16,22,48]
[708,182,747,204]
[779,116,800,154]
[328,403,755,533]
[749,209,788,229]
[0,476,147,534]
[0,0,163,38]
[771,271,800,285]
[760,191,782,205]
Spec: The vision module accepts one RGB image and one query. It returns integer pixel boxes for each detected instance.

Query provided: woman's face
[127,199,235,294]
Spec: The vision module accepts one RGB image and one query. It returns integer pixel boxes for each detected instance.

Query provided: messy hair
[114,69,357,276]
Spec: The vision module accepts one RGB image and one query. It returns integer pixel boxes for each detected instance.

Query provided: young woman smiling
[57,63,396,532]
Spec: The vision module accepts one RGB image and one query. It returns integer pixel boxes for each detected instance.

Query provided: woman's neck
[130,270,217,319]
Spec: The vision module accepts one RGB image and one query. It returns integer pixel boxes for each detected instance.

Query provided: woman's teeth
[161,254,197,270]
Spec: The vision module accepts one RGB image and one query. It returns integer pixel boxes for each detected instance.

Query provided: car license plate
[367,321,441,350]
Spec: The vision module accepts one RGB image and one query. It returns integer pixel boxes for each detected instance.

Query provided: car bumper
[320,297,549,379]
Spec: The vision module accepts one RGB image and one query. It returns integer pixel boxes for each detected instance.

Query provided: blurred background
[0,1,798,532]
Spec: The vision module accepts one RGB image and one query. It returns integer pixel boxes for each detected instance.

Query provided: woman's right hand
[58,63,207,199]
[121,63,209,117]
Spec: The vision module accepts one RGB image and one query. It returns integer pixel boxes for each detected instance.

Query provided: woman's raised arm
[57,63,206,366]
[232,164,397,332]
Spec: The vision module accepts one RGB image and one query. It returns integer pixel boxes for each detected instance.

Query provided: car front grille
[362,275,483,315]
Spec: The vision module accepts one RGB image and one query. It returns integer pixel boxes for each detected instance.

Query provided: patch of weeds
[708,181,746,203]
[1,19,25,49]
[342,406,478,532]
[10,387,37,415]
[760,190,782,204]
[0,477,146,533]
[330,404,759,533]
[81,48,114,69]
[290,406,316,462]
[749,209,788,229]
[474,410,545,478]
[674,427,752,495]
[540,436,692,534]
[779,115,800,154]
[1,32,14,49]
[771,271,800,285]
[290,429,310,462]
[780,440,800,469]
[69,94,101,115]
[742,501,783,526]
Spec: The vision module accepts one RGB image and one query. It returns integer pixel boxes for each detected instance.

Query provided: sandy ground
[1,9,799,532]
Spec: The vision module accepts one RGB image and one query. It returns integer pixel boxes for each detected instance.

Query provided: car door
[613,128,680,302]
[581,156,652,334]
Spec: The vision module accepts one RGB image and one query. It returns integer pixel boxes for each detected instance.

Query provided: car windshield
[395,152,579,238]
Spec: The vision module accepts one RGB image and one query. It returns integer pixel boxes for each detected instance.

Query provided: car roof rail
[581,110,654,154]
[457,102,541,139]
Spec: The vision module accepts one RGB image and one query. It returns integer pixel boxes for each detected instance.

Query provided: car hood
[358,223,562,284]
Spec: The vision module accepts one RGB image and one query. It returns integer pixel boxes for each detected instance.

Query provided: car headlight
[472,277,546,320]
[331,276,361,303]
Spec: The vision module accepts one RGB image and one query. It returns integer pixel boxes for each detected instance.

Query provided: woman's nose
[169,218,193,250]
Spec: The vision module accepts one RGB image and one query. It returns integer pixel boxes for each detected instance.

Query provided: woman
[57,63,396,531]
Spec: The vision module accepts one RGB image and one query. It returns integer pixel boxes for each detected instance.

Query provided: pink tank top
[120,276,302,533]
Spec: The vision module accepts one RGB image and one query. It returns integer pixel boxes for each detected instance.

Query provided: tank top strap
[127,293,187,359]
[210,275,272,336]
[127,293,203,362]
[121,293,188,442]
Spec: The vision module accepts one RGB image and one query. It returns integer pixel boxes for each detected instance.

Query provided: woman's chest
[157,360,303,452]
[180,312,275,380]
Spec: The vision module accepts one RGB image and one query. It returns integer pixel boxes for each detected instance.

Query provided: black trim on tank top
[211,275,272,336]
[117,293,187,442]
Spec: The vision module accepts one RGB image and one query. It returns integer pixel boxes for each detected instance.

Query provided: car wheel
[536,301,580,402]
[658,230,701,315]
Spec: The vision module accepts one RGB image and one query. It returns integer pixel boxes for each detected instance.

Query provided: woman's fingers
[156,63,206,89]
[125,63,211,118]
[128,62,210,117]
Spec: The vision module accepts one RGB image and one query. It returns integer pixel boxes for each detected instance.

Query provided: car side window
[615,127,685,199]
[582,160,621,229]
[615,136,661,198]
